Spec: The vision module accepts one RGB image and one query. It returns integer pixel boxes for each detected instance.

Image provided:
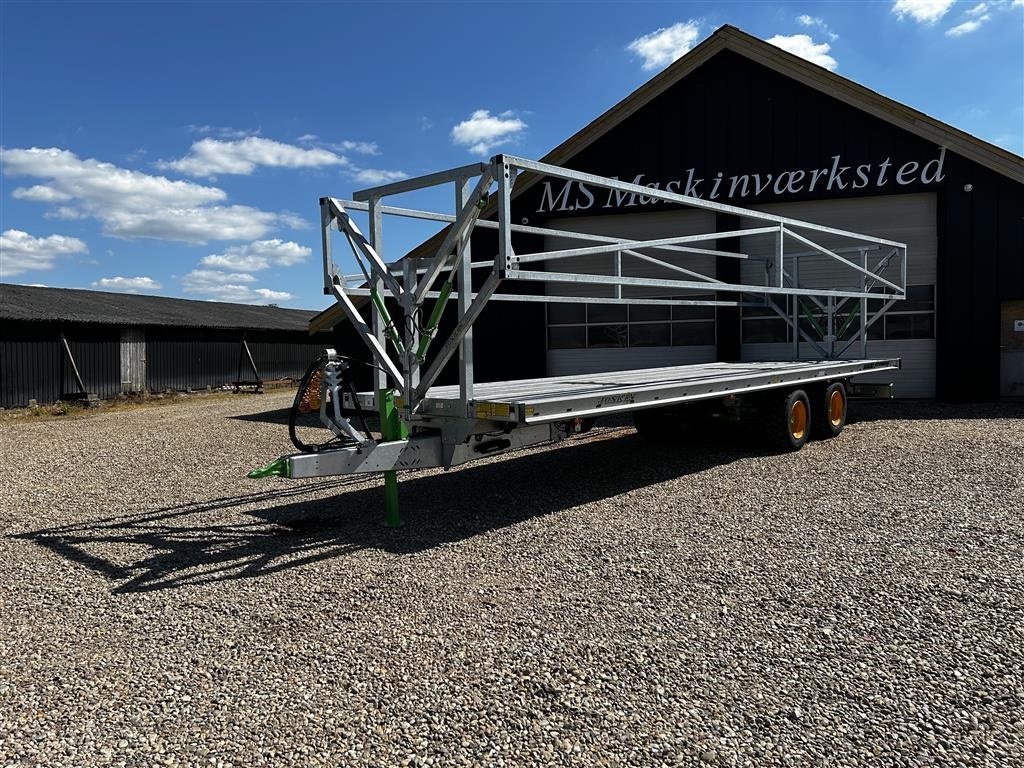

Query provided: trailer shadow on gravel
[15,428,759,594]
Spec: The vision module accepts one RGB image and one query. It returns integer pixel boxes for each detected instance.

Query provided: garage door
[739,193,937,398]
[543,209,719,375]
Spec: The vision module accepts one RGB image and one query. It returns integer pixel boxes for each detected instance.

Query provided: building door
[737,193,938,398]
[120,327,146,392]
[1001,301,1024,398]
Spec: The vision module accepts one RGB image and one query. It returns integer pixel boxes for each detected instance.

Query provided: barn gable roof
[1,284,324,332]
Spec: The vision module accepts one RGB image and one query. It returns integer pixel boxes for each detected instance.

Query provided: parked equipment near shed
[249,155,906,524]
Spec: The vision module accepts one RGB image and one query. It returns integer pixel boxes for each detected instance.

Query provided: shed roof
[0,284,324,332]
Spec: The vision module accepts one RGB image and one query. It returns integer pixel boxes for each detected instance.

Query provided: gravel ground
[1,391,1022,767]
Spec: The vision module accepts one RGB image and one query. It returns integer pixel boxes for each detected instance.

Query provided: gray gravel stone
[0,393,1022,766]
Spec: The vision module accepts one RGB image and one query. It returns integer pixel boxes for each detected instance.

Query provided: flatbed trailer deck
[346,359,900,426]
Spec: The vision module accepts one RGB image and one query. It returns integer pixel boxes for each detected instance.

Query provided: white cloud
[12,184,72,202]
[450,109,527,155]
[182,267,292,304]
[91,276,162,293]
[946,15,990,34]
[891,0,955,23]
[796,13,838,40]
[157,136,348,177]
[1,146,295,243]
[101,205,285,242]
[965,2,989,15]
[187,124,259,139]
[45,206,89,220]
[350,168,409,185]
[199,239,311,271]
[765,34,839,71]
[332,140,379,155]
[2,147,225,208]
[626,21,702,71]
[0,229,88,276]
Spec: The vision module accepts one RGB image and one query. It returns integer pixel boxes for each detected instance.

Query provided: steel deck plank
[354,359,899,423]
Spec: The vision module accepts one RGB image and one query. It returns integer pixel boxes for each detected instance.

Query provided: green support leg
[378,389,407,527]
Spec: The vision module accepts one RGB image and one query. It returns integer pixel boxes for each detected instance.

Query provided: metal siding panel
[548,346,716,376]
[740,340,935,397]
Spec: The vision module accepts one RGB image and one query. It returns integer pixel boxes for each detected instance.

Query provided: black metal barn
[0,285,332,408]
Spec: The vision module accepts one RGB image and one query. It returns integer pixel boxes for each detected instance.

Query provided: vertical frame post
[860,249,869,359]
[320,198,334,294]
[791,256,800,359]
[368,197,387,395]
[496,158,514,274]
[456,178,474,409]
[403,257,421,396]
[776,224,785,288]
[614,251,622,300]
[826,295,835,358]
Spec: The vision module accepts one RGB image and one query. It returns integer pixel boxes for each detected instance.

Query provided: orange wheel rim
[789,399,808,440]
[829,389,845,428]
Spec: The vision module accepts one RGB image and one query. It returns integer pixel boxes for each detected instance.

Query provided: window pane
[547,302,586,325]
[868,320,884,340]
[885,314,912,339]
[672,302,716,320]
[588,304,627,323]
[548,326,586,349]
[742,318,788,344]
[673,321,715,346]
[630,304,670,322]
[913,314,935,339]
[630,323,671,347]
[901,284,934,312]
[588,324,627,348]
[741,298,787,320]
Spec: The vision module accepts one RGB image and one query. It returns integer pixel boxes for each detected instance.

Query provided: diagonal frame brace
[325,198,406,300]
[413,166,495,305]
[415,269,502,400]
[329,284,405,387]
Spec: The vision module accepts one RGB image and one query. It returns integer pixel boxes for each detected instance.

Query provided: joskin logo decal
[597,393,636,407]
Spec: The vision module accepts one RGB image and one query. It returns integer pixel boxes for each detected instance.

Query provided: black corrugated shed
[0,285,331,407]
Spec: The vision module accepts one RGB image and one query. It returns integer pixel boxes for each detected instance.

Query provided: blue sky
[1,0,1021,310]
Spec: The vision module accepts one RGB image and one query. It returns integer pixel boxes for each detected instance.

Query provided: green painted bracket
[799,300,825,338]
[248,457,289,479]
[415,280,452,362]
[370,287,407,356]
[836,304,860,338]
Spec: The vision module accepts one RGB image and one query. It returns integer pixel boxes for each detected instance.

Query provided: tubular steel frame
[320,154,907,422]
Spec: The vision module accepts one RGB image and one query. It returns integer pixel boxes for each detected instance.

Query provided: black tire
[755,388,812,452]
[812,381,847,439]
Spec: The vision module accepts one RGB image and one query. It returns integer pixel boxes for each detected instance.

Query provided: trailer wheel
[757,388,812,451]
[812,381,847,439]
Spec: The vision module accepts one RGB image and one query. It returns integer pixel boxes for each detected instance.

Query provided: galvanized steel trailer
[249,155,908,524]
